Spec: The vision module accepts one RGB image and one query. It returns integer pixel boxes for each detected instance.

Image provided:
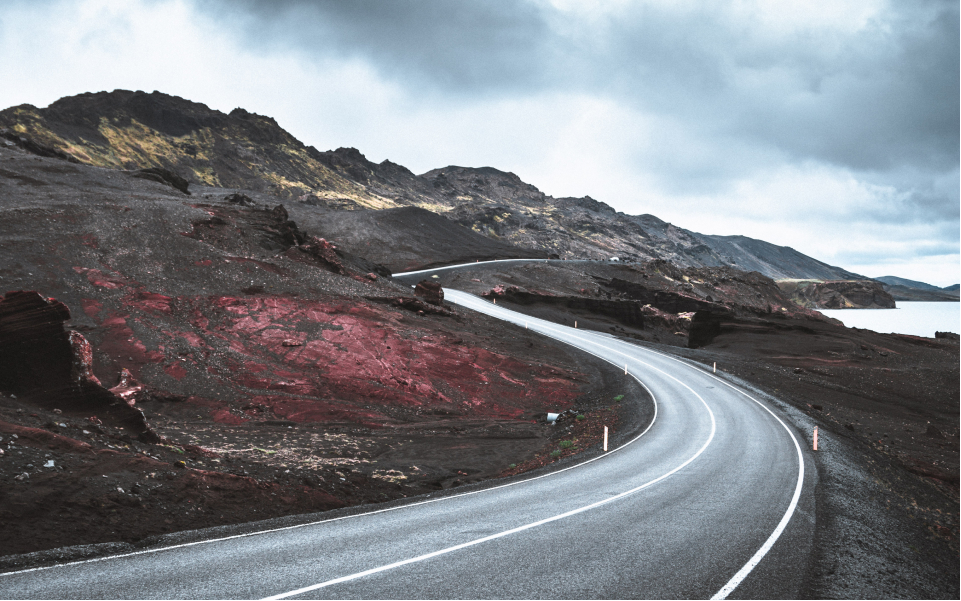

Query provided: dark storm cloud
[723,2,960,172]
[196,0,553,93]
[197,0,958,179]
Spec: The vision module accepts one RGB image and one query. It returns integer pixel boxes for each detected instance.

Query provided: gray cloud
[197,0,553,94]
[197,0,958,194]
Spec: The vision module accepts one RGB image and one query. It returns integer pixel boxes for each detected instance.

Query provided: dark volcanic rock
[414,280,444,306]
[607,277,720,314]
[131,167,191,194]
[225,192,255,206]
[935,331,960,341]
[296,236,348,275]
[0,291,157,439]
[484,286,646,329]
[688,310,731,349]
[0,291,74,395]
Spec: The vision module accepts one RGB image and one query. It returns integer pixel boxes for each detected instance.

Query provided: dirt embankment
[433,259,835,346]
[0,145,642,559]
[670,326,959,598]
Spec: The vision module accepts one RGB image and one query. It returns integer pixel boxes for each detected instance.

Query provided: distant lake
[818,301,960,338]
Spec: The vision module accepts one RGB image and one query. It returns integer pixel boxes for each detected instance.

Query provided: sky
[1,0,958,286]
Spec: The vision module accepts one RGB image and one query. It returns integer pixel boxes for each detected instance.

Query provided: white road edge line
[3,276,803,601]
[394,258,549,278]
[260,291,723,600]
[0,293,659,578]
[448,290,806,600]
[262,395,716,600]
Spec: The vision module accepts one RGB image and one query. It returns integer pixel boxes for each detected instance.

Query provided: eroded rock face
[688,310,731,348]
[0,291,74,395]
[68,330,101,386]
[483,286,646,329]
[0,291,157,440]
[297,235,348,275]
[414,280,444,306]
[780,280,896,309]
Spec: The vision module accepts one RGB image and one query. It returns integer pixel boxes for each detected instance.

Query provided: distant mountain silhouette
[875,276,960,302]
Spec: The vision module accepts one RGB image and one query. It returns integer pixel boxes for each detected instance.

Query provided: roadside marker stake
[493,298,496,304]
[603,426,608,452]
[624,364,628,375]
[574,321,577,328]
[713,362,716,373]
[813,427,818,451]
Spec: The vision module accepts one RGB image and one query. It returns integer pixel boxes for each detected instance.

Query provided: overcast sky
[1,0,958,285]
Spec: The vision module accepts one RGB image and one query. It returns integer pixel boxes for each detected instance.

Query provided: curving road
[1,271,815,599]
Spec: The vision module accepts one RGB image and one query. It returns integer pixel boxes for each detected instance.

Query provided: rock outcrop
[483,286,646,329]
[778,280,896,309]
[0,291,158,440]
[414,280,444,306]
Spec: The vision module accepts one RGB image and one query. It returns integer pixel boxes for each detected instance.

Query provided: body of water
[818,301,960,338]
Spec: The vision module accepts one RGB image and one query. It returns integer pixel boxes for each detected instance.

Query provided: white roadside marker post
[814,427,818,451]
[713,362,716,373]
[603,426,608,452]
[574,320,577,328]
[493,298,496,304]
[624,364,628,375]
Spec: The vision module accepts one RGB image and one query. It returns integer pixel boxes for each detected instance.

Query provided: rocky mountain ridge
[2,89,865,281]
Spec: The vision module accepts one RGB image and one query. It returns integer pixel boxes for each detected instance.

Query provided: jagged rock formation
[1,90,866,280]
[777,280,896,309]
[0,291,158,439]
[414,280,445,306]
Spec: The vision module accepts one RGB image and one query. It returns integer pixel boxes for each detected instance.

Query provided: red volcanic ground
[79,287,581,426]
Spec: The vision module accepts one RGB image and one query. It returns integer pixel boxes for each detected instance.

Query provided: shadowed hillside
[2,89,866,280]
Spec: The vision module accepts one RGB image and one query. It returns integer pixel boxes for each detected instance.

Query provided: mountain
[1,89,863,280]
[701,235,865,280]
[874,276,960,302]
[0,90,396,208]
[875,276,944,291]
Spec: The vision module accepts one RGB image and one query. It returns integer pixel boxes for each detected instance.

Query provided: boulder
[224,193,255,206]
[297,236,347,275]
[687,309,732,348]
[415,280,445,306]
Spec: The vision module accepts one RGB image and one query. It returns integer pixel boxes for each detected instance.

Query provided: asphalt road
[1,282,815,600]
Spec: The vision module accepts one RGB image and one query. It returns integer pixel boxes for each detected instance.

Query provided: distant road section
[1,285,813,600]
